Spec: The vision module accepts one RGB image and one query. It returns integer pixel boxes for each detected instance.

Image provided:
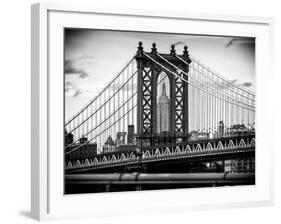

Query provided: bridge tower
[135,42,191,147]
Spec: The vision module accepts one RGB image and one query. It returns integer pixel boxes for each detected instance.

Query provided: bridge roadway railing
[65,134,255,173]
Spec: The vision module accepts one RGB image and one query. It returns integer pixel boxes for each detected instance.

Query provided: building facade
[157,82,170,133]
[102,135,116,153]
[116,132,127,146]
[127,125,136,145]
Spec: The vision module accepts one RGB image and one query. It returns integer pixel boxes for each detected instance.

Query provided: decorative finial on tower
[170,44,176,56]
[137,41,143,56]
[183,45,192,64]
[151,42,157,54]
[183,45,189,57]
[138,41,143,50]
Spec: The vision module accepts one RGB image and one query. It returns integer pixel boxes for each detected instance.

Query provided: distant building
[118,144,136,151]
[79,135,88,144]
[189,131,199,141]
[127,125,136,145]
[157,82,170,133]
[102,135,115,153]
[198,132,209,140]
[116,132,127,146]
[218,121,224,137]
[189,130,209,141]
[231,124,247,131]
[65,129,73,145]
[229,124,247,135]
[65,142,97,161]
[223,123,255,137]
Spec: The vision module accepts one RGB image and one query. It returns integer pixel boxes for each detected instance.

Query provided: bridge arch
[111,155,117,163]
[92,157,98,165]
[102,156,108,163]
[156,72,172,133]
[195,143,202,152]
[129,152,136,160]
[175,146,181,154]
[66,161,73,169]
[228,140,235,149]
[164,147,171,155]
[216,141,224,150]
[143,150,151,158]
[239,139,246,148]
[250,138,255,146]
[76,160,82,168]
[185,145,192,153]
[84,159,90,167]
[120,153,126,161]
[206,142,213,151]
[155,148,161,157]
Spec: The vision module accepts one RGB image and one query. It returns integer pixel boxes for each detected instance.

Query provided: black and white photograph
[64,29,256,194]
[1,0,280,222]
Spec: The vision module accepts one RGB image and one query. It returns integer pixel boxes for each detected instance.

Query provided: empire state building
[157,82,170,133]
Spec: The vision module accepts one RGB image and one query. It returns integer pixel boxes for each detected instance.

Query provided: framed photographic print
[31,2,274,221]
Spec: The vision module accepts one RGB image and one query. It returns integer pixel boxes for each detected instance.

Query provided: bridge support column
[170,75,176,135]
[182,46,191,138]
[151,68,158,134]
[183,77,189,134]
[136,42,145,135]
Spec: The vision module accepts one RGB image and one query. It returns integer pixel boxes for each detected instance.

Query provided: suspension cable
[66,70,137,136]
[65,91,137,149]
[190,56,255,96]
[65,73,169,153]
[144,52,254,111]
[66,104,137,155]
[156,52,255,109]
[177,55,255,102]
[65,57,135,125]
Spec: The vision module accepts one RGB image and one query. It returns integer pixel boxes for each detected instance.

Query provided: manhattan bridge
[64,42,255,193]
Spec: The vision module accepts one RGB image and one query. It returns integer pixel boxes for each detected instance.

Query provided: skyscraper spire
[157,81,170,133]
[161,82,167,96]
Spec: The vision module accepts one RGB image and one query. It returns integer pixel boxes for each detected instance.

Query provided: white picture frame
[31,2,274,221]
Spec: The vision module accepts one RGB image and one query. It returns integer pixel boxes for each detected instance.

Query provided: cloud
[65,81,75,93]
[73,89,83,98]
[172,41,186,47]
[65,81,84,98]
[217,79,253,90]
[225,79,252,89]
[242,82,252,88]
[65,59,89,78]
[64,55,96,78]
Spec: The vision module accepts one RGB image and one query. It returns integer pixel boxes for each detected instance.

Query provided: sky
[64,29,255,121]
